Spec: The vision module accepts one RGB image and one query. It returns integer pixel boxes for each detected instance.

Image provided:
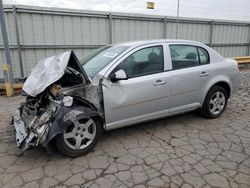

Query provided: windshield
[80,45,129,78]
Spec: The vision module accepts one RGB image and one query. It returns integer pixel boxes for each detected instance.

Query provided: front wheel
[55,116,101,157]
[199,86,228,119]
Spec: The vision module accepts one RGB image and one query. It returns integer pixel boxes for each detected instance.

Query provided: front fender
[43,105,101,147]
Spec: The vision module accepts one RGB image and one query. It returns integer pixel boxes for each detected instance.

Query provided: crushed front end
[13,51,102,152]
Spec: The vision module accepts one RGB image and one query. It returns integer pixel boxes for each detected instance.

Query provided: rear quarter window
[198,47,209,64]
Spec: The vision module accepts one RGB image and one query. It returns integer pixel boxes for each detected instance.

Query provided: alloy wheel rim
[209,91,226,115]
[63,117,96,150]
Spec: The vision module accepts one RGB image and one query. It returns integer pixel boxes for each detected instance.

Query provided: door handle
[153,80,167,86]
[200,71,210,77]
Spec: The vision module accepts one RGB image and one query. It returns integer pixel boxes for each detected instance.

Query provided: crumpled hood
[23,51,88,97]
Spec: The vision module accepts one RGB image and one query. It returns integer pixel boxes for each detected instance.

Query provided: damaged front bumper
[13,95,73,151]
[13,108,54,150]
[13,109,30,148]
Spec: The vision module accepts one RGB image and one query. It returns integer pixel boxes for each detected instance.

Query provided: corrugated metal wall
[0,5,250,79]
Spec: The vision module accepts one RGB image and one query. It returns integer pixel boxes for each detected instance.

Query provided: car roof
[115,39,205,48]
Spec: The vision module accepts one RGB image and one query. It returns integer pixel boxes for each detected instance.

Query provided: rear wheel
[200,86,228,119]
[55,116,101,157]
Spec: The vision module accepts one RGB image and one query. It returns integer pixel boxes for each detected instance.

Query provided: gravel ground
[0,69,249,188]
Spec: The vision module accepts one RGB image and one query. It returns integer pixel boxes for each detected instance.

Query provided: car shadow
[6,110,204,159]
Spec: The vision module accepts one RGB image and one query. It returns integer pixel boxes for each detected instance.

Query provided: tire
[55,116,102,157]
[199,86,228,119]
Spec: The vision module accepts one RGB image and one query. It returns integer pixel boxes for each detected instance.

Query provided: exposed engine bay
[13,51,103,152]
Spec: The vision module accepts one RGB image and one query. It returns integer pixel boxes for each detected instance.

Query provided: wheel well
[212,82,231,98]
[73,96,97,110]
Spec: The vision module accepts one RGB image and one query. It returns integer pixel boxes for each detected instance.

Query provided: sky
[3,0,250,22]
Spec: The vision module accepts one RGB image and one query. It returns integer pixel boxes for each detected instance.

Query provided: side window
[170,45,199,70]
[117,46,164,78]
[198,47,209,64]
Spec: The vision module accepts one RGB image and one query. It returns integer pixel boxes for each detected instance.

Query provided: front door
[102,45,171,129]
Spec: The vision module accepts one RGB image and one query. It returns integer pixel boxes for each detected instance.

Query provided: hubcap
[63,117,96,150]
[209,91,226,115]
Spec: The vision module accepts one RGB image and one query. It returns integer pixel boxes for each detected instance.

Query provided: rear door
[168,44,211,113]
[102,44,171,129]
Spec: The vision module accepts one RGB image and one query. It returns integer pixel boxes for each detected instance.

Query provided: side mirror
[110,69,128,82]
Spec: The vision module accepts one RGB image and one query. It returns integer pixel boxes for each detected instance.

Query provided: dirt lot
[0,70,249,188]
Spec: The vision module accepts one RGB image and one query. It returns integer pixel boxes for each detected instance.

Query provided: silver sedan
[14,40,240,156]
